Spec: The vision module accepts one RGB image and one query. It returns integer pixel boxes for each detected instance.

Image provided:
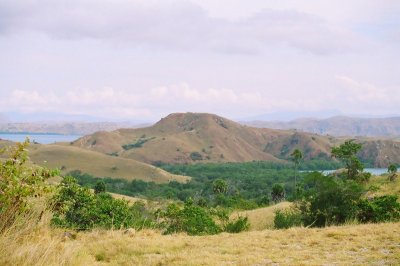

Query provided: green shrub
[190,152,203,161]
[51,176,153,230]
[357,195,400,223]
[271,184,285,203]
[94,180,106,194]
[122,137,154,150]
[0,139,58,233]
[274,209,302,229]
[224,216,250,233]
[160,202,221,235]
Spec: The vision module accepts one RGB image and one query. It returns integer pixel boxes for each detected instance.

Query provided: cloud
[334,75,400,113]
[0,84,259,119]
[0,0,359,55]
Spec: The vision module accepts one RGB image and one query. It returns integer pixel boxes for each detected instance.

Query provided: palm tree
[291,149,303,197]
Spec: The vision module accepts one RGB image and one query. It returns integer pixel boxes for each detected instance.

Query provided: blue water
[322,168,388,176]
[0,133,82,144]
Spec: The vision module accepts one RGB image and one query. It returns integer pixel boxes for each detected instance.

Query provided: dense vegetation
[70,159,343,210]
[274,141,400,229]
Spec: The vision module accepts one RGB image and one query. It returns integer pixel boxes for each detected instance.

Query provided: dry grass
[232,202,292,231]
[368,174,400,198]
[28,144,189,183]
[2,221,399,266]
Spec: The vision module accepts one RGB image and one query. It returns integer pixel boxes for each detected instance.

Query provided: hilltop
[72,112,400,166]
[244,116,400,137]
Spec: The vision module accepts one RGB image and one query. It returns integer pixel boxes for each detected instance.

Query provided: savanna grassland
[1,208,399,266]
[2,118,400,266]
[2,174,399,266]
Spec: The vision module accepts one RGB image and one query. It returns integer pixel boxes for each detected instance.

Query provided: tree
[271,184,285,203]
[212,179,227,194]
[291,149,303,196]
[331,140,365,181]
[298,172,364,227]
[388,164,398,181]
[94,180,106,194]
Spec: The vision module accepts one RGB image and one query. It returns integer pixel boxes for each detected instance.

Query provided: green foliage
[331,140,366,181]
[51,176,153,230]
[274,209,302,229]
[70,162,308,210]
[160,202,221,235]
[291,149,303,165]
[224,216,250,233]
[388,164,398,181]
[298,172,364,227]
[291,148,303,198]
[122,137,154,150]
[213,179,227,194]
[388,164,398,174]
[357,195,400,223]
[0,139,58,233]
[94,180,106,194]
[271,184,285,203]
[190,152,203,161]
[70,160,344,211]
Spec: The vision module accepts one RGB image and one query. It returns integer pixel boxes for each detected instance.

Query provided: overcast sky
[0,0,399,122]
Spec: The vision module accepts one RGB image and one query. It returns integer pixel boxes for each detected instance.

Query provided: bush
[160,202,221,235]
[274,209,302,229]
[298,172,364,227]
[51,176,153,230]
[0,139,58,233]
[357,195,400,223]
[94,181,106,194]
[190,152,203,161]
[224,216,250,233]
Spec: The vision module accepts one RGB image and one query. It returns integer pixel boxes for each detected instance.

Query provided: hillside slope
[0,140,187,183]
[72,112,400,166]
[72,113,330,164]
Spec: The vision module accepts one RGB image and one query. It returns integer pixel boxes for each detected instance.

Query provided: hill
[244,116,400,137]
[72,112,400,166]
[0,140,188,183]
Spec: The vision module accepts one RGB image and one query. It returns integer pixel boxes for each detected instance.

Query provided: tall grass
[0,198,77,266]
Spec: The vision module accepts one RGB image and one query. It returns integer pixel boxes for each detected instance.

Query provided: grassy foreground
[2,216,399,265]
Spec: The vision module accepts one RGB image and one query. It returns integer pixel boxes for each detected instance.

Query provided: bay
[0,133,82,144]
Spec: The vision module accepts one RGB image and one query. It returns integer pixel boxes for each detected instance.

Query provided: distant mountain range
[0,122,150,135]
[243,116,400,137]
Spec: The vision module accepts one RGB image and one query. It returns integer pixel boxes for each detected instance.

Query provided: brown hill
[72,112,400,166]
[73,113,290,164]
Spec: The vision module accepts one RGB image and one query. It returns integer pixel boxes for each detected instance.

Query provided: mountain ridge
[243,116,400,137]
[72,112,400,167]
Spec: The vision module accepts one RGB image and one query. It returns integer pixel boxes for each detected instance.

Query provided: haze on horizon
[0,0,399,122]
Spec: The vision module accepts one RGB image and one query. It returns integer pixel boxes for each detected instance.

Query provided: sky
[0,0,399,122]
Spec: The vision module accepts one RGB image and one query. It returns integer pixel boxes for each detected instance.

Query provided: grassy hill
[29,144,188,183]
[0,140,188,183]
[71,112,400,166]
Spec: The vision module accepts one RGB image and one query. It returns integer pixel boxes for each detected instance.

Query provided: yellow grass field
[2,219,399,266]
